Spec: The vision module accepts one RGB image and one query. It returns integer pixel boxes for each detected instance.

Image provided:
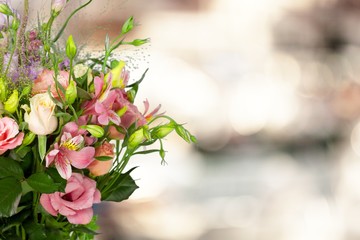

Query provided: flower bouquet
[0,0,195,239]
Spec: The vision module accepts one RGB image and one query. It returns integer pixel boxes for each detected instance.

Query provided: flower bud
[11,17,20,30]
[21,85,31,97]
[4,90,18,114]
[88,141,114,176]
[65,79,77,105]
[81,125,104,138]
[128,128,145,150]
[66,35,77,59]
[0,77,7,102]
[122,16,134,34]
[51,0,66,14]
[22,132,36,146]
[152,123,175,139]
[130,38,149,46]
[0,3,13,16]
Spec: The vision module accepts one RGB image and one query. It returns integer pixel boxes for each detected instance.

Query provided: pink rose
[88,141,114,176]
[40,173,101,224]
[32,69,69,99]
[0,117,24,154]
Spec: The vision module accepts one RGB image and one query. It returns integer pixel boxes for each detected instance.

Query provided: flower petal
[65,147,95,169]
[55,155,72,179]
[40,194,58,216]
[67,208,93,225]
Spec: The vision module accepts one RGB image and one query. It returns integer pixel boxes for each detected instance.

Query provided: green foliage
[0,177,22,217]
[102,168,138,201]
[0,157,24,180]
[26,173,58,193]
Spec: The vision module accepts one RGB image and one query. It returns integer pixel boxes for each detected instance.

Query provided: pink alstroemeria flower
[82,75,120,125]
[46,122,95,179]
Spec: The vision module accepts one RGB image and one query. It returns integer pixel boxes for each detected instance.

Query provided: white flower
[73,64,89,79]
[24,93,58,135]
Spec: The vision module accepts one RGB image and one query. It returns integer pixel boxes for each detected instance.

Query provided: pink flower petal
[97,114,109,125]
[55,155,72,179]
[94,76,104,98]
[93,189,101,203]
[40,194,58,216]
[67,208,93,225]
[46,148,60,167]
[51,193,76,216]
[65,147,95,169]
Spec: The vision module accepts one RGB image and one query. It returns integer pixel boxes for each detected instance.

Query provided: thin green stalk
[4,35,17,76]
[21,226,26,240]
[53,0,93,42]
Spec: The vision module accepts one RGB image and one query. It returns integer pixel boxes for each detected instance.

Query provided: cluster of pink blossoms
[23,67,160,224]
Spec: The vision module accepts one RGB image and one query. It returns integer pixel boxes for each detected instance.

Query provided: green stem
[53,0,93,42]
[21,226,26,240]
[4,35,17,77]
[102,51,109,73]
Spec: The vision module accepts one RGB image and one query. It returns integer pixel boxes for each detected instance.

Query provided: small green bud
[143,125,151,140]
[160,148,166,160]
[152,123,175,139]
[126,89,135,103]
[0,3,13,16]
[130,38,149,46]
[22,132,36,146]
[4,90,19,114]
[0,78,7,102]
[122,16,134,34]
[65,80,77,105]
[11,17,20,30]
[66,35,77,59]
[81,125,104,138]
[21,85,31,97]
[128,128,145,150]
[44,43,50,52]
[116,106,127,117]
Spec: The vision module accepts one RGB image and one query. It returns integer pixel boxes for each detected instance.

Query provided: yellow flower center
[62,140,80,151]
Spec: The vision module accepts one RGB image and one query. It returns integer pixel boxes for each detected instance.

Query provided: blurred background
[13,0,360,239]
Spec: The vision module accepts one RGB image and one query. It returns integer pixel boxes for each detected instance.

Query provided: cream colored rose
[24,93,58,135]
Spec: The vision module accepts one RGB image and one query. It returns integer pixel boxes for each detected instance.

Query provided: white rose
[24,93,58,135]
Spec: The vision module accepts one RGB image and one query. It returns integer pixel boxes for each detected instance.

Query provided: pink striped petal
[55,155,72,179]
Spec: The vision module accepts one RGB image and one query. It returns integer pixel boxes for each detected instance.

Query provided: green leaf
[24,221,47,240]
[0,157,24,179]
[76,87,92,100]
[0,177,22,217]
[103,168,138,202]
[94,156,113,161]
[46,168,67,192]
[38,135,47,161]
[26,173,58,194]
[15,146,32,158]
[72,226,98,236]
